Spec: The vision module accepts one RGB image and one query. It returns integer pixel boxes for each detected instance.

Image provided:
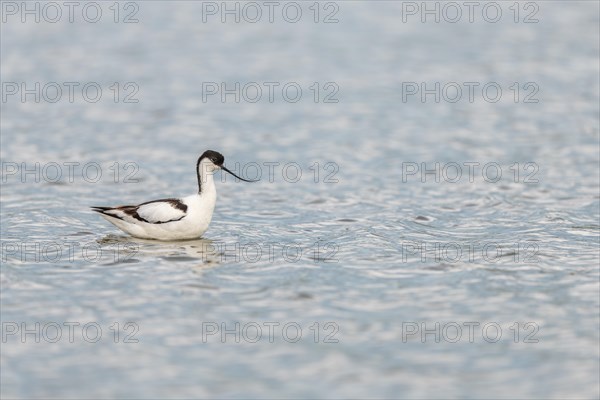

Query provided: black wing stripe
[92,200,187,225]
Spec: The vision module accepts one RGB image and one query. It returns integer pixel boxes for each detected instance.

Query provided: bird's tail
[91,206,112,212]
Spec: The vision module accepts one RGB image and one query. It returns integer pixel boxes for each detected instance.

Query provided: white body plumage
[92,151,253,241]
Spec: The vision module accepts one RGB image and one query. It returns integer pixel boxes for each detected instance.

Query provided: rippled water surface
[1,2,599,399]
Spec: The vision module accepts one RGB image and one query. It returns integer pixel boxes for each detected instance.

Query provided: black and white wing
[92,198,188,224]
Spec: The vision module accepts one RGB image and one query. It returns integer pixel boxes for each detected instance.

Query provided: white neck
[197,158,216,194]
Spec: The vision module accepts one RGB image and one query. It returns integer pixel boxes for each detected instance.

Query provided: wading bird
[92,150,256,240]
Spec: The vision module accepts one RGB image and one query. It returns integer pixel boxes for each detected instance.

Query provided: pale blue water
[1,1,599,399]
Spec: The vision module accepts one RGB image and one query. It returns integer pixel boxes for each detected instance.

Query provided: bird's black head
[197,150,257,183]
[200,150,224,166]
